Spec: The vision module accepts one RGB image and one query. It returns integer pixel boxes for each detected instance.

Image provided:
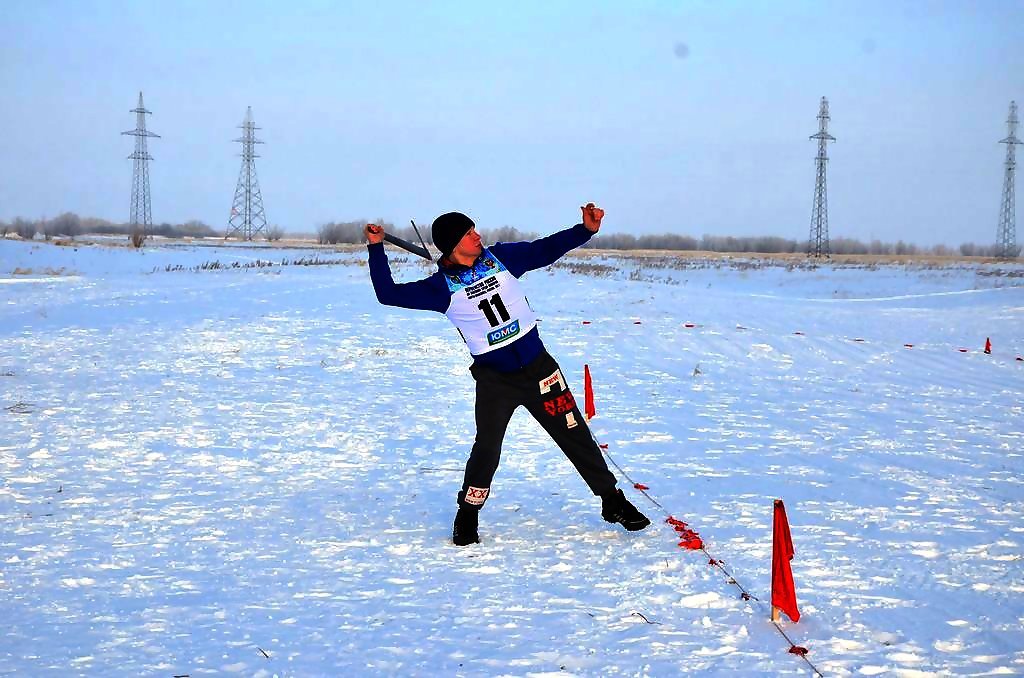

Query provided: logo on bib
[487,319,520,346]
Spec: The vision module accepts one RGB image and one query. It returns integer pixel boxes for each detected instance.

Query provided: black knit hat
[431,212,475,258]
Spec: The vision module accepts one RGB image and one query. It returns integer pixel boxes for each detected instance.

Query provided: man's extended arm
[492,203,605,278]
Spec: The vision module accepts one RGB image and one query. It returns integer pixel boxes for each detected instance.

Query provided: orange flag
[771,499,800,622]
[584,364,596,421]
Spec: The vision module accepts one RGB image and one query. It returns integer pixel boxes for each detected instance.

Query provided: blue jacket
[367,223,593,372]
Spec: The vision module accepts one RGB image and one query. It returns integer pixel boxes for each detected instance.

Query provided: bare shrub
[960,242,997,257]
[178,220,217,238]
[318,221,364,245]
[45,212,82,239]
[14,218,37,239]
[485,225,538,243]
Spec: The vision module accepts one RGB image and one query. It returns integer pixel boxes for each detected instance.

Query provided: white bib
[443,250,538,355]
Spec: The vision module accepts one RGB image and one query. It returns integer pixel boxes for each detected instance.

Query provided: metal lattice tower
[122,91,160,238]
[996,100,1021,260]
[807,96,836,258]
[226,106,268,240]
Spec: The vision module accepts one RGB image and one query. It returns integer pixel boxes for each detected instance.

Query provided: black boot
[601,489,651,531]
[453,506,480,546]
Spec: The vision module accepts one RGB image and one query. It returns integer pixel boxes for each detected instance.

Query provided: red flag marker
[665,516,703,549]
[985,337,992,354]
[583,364,596,421]
[771,499,800,623]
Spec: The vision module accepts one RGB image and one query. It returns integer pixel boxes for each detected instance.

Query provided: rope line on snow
[580,318,1023,363]
[594,430,825,677]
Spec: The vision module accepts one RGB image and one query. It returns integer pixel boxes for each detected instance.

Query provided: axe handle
[383,232,432,260]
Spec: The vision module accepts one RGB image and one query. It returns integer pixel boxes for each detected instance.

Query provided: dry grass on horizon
[10,233,1022,268]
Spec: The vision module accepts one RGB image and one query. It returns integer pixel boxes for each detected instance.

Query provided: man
[365,204,650,545]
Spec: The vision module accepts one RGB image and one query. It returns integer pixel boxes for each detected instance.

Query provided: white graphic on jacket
[443,250,538,355]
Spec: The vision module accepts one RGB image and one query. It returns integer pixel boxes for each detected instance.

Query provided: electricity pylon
[996,100,1021,260]
[122,91,159,241]
[808,96,836,258]
[226,106,268,240]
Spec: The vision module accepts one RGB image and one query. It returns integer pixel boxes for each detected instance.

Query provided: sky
[1,0,1022,246]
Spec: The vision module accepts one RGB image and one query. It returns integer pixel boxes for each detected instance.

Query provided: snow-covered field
[2,238,1023,676]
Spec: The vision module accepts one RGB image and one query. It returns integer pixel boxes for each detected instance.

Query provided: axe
[381,220,432,261]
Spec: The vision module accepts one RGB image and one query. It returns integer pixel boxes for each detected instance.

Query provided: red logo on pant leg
[544,392,576,416]
[465,486,489,506]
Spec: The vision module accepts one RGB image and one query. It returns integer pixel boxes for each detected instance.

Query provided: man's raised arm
[493,203,606,277]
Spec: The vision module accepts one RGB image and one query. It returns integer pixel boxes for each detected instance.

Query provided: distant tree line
[316,220,538,248]
[317,220,381,245]
[0,212,1005,257]
[0,213,287,241]
[586,232,1004,257]
[314,222,1002,257]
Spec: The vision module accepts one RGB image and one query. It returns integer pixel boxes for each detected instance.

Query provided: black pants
[459,351,617,509]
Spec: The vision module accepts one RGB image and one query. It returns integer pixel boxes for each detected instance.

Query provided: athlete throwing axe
[365,204,650,545]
